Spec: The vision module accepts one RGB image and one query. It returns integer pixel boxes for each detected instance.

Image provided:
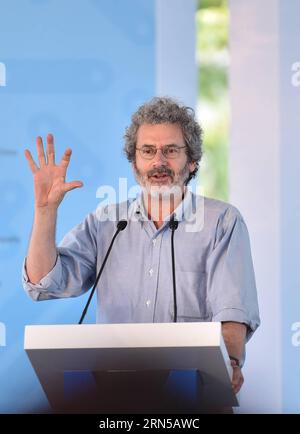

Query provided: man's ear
[188,161,196,173]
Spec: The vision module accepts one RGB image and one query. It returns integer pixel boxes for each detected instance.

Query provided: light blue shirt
[22,191,260,339]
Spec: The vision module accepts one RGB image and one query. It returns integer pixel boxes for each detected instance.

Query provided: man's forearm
[222,321,247,394]
[221,321,247,361]
[26,207,58,284]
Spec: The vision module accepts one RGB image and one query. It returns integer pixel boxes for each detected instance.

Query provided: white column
[229,0,281,413]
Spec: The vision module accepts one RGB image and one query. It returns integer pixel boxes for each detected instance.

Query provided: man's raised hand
[24,133,83,209]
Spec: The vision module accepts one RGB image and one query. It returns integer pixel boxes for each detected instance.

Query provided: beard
[133,162,191,200]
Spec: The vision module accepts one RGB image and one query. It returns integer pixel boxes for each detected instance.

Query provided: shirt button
[149,268,153,276]
[146,300,151,307]
[152,239,156,245]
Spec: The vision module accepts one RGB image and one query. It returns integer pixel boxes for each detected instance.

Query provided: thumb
[63,180,84,193]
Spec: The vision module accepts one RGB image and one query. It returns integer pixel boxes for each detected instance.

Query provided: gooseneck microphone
[78,220,128,324]
[169,215,179,322]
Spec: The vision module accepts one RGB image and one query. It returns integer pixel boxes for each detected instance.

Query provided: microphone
[169,215,179,322]
[78,219,128,324]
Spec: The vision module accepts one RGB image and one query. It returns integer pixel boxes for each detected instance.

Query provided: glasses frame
[136,144,187,160]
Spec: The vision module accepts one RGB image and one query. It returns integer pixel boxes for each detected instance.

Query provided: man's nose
[152,148,168,165]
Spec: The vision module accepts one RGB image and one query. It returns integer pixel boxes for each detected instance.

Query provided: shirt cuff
[22,255,62,300]
[212,307,259,341]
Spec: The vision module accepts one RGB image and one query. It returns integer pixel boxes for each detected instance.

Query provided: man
[22,96,260,403]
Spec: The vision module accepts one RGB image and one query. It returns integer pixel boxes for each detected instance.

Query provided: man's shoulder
[197,194,242,219]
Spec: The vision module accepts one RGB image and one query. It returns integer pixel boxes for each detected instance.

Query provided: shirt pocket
[176,270,210,321]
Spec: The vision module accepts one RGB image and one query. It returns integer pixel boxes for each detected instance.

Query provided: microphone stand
[169,215,179,323]
[78,220,127,324]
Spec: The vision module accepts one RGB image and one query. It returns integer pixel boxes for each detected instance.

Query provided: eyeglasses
[136,145,186,160]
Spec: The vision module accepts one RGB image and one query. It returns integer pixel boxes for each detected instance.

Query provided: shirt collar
[128,188,195,223]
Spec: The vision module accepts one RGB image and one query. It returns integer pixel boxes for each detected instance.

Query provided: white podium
[24,322,238,413]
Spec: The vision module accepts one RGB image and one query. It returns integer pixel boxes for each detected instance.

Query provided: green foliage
[197,0,227,9]
[198,64,227,102]
[196,0,229,201]
[200,105,229,200]
[196,7,228,52]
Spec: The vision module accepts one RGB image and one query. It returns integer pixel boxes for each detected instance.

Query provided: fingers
[24,149,39,174]
[36,136,46,167]
[28,135,75,174]
[63,180,83,193]
[231,367,244,394]
[46,133,55,165]
[60,148,72,170]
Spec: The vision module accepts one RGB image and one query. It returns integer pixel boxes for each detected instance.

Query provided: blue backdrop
[0,0,155,413]
[280,0,300,414]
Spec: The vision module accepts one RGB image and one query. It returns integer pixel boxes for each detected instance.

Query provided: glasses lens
[141,147,156,159]
[164,145,180,159]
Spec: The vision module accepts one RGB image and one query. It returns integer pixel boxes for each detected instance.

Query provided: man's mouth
[149,173,171,182]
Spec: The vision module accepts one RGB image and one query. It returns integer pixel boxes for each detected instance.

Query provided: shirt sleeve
[22,211,98,301]
[206,206,260,341]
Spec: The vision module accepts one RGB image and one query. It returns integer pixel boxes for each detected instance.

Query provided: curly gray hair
[123,96,203,183]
